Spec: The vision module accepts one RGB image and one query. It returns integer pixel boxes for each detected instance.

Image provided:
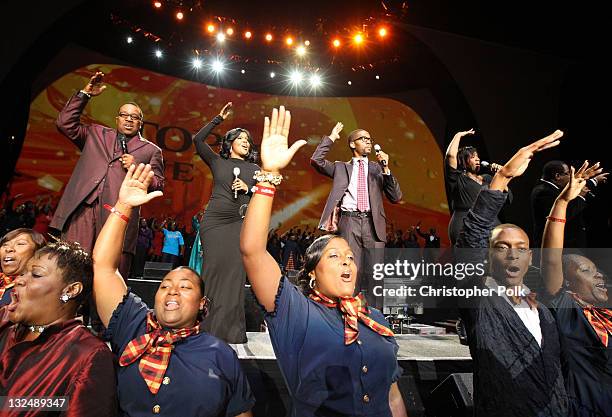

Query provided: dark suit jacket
[310,136,402,242]
[50,92,164,254]
[530,180,586,248]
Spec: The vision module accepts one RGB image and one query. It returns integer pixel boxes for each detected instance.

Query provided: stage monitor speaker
[429,372,473,417]
[127,278,160,306]
[143,261,172,280]
[398,375,426,417]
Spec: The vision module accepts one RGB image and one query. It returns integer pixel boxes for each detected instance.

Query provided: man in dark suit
[530,160,607,249]
[311,122,402,306]
[50,71,164,277]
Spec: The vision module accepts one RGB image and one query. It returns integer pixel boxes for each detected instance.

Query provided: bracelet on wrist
[79,90,92,98]
[253,170,283,186]
[546,216,566,223]
[103,204,130,222]
[251,184,276,197]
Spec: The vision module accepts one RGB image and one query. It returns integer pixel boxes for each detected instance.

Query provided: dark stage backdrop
[13,61,450,241]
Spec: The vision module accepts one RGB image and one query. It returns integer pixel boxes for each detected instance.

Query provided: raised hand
[558,166,587,203]
[118,164,163,208]
[219,102,232,120]
[82,71,106,96]
[497,130,563,180]
[329,122,344,141]
[260,106,307,173]
[453,128,475,140]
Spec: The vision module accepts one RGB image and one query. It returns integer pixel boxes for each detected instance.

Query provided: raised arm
[240,107,306,311]
[56,72,106,148]
[310,122,343,178]
[92,164,163,327]
[445,129,475,169]
[541,162,596,296]
[193,102,232,166]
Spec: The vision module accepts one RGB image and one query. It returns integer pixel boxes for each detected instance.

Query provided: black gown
[194,115,259,343]
[445,165,513,245]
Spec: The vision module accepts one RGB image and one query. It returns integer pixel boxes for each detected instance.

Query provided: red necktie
[309,289,394,344]
[119,312,200,394]
[357,160,368,212]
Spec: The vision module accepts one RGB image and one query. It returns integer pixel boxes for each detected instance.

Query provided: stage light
[155,49,163,58]
[304,40,310,46]
[332,38,341,48]
[244,31,252,39]
[378,27,387,37]
[216,32,226,43]
[285,37,293,46]
[211,59,224,73]
[206,24,215,33]
[289,70,303,85]
[226,27,234,36]
[192,58,202,69]
[347,80,352,85]
[296,45,306,56]
[309,74,321,88]
[265,33,273,42]
[270,72,276,78]
[153,1,162,8]
[176,11,184,20]
[375,75,380,80]
[241,69,246,74]
[353,33,364,45]
[126,36,133,44]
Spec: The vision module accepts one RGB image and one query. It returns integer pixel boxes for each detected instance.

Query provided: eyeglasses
[118,112,143,121]
[353,136,372,144]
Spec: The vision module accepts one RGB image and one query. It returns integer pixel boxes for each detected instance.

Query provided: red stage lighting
[176,11,184,20]
[206,24,215,33]
[226,27,234,36]
[353,33,364,44]
[153,1,162,8]
[244,31,252,39]
[285,36,293,46]
[378,27,388,37]
[332,38,341,48]
[265,33,273,42]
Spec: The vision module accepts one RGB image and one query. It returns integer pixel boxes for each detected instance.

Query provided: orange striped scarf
[569,292,612,347]
[309,289,394,344]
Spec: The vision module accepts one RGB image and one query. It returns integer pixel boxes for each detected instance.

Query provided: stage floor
[232,332,471,361]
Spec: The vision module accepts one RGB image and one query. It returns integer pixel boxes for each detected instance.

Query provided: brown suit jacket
[50,92,164,254]
[310,136,402,242]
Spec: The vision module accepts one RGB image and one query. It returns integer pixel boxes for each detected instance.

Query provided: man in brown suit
[50,72,164,277]
[311,122,402,307]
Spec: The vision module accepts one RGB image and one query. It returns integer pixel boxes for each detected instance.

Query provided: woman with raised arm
[541,161,611,417]
[0,239,116,417]
[240,107,407,417]
[92,163,254,417]
[445,129,511,245]
[193,102,259,343]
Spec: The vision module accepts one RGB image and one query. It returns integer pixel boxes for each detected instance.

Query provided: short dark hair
[296,234,341,295]
[541,160,567,181]
[120,102,144,121]
[347,129,367,147]
[36,241,93,304]
[457,146,478,171]
[1,228,47,249]
[220,128,258,163]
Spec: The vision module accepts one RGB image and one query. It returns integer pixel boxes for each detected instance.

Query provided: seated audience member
[0,228,47,306]
[0,240,117,416]
[92,163,254,417]
[541,161,611,417]
[456,130,568,416]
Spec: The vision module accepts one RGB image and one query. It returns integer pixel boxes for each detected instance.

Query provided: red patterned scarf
[119,312,200,394]
[0,273,15,300]
[569,292,612,347]
[309,289,394,344]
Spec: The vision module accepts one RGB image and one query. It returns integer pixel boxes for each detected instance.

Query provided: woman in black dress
[193,102,259,343]
[444,129,509,245]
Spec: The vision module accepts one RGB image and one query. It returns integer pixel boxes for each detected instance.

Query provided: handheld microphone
[480,160,500,172]
[118,133,128,155]
[373,144,387,166]
[233,167,241,199]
